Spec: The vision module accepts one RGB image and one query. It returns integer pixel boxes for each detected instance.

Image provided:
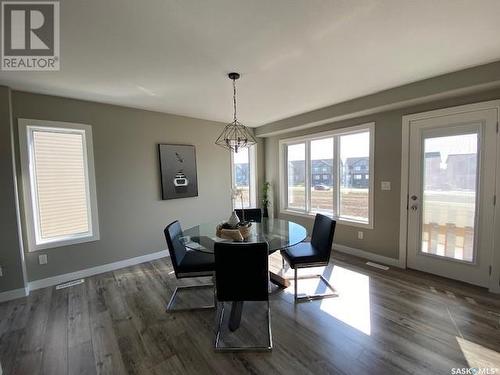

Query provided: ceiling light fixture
[215,72,257,152]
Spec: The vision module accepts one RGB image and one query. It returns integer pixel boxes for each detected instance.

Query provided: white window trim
[18,119,100,252]
[230,144,257,209]
[279,122,375,229]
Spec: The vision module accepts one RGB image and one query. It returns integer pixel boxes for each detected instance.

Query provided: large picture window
[280,123,374,227]
[19,119,100,251]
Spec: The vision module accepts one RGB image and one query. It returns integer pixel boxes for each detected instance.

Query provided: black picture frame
[158,144,198,200]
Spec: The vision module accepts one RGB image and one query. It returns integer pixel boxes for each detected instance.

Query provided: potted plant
[262,182,271,218]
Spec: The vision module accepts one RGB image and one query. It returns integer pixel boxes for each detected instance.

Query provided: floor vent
[366,262,389,270]
[56,279,85,290]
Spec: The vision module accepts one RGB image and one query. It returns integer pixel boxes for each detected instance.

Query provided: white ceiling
[2,0,500,126]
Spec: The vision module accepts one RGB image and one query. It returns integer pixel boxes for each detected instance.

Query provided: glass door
[407,109,497,287]
[420,132,478,262]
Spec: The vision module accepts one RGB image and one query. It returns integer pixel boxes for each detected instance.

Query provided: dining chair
[234,208,262,223]
[164,220,215,311]
[281,214,338,303]
[214,242,272,351]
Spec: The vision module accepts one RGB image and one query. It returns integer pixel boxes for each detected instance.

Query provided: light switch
[381,181,391,191]
[39,254,48,265]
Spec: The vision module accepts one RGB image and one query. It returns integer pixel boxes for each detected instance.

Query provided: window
[311,138,333,214]
[339,131,371,222]
[286,143,306,210]
[231,145,256,209]
[19,119,99,251]
[280,123,374,227]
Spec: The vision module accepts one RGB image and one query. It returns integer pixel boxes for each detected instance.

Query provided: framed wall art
[158,144,198,200]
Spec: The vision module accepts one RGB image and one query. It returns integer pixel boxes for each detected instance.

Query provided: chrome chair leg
[267,301,273,350]
[214,301,225,347]
[166,284,215,312]
[214,301,273,352]
[294,268,298,300]
[293,268,338,303]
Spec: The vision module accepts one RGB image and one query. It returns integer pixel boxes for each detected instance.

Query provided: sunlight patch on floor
[284,265,371,335]
[456,336,500,371]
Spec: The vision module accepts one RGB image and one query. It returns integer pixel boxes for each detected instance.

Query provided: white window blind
[32,130,89,239]
[19,119,99,251]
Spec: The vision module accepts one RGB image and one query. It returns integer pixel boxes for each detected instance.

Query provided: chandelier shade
[215,72,257,152]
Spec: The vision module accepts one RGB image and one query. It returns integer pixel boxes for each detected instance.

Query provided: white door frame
[399,100,500,293]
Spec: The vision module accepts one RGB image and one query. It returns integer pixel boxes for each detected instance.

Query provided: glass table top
[181,218,307,254]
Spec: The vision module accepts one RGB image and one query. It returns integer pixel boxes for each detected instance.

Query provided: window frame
[18,119,100,252]
[230,144,257,209]
[279,122,374,229]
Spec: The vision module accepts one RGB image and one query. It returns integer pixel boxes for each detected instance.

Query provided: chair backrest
[234,208,263,223]
[164,221,187,276]
[310,214,337,260]
[214,242,269,302]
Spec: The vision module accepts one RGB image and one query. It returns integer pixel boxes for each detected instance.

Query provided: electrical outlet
[0,266,3,277]
[358,231,364,240]
[381,181,391,191]
[39,254,48,265]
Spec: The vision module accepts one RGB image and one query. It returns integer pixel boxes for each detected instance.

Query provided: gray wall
[11,91,232,282]
[0,87,26,292]
[256,61,500,137]
[265,88,500,260]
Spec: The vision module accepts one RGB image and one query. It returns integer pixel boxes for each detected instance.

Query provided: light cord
[233,78,237,122]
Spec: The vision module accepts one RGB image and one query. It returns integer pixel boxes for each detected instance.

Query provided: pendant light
[215,72,257,152]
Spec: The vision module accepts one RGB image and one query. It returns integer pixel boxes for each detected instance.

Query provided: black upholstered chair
[214,242,272,351]
[234,208,262,223]
[281,214,337,303]
[164,220,215,311]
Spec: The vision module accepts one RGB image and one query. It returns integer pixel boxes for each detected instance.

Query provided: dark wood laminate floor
[1,252,500,375]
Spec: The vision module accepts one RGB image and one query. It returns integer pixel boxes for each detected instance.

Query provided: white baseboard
[333,243,402,268]
[0,287,29,303]
[29,250,169,291]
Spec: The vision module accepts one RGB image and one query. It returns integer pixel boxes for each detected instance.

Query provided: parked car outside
[314,184,331,191]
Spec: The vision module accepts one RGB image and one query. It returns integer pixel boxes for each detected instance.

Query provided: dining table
[181,217,307,331]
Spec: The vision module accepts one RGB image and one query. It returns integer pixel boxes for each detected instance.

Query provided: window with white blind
[18,119,99,251]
